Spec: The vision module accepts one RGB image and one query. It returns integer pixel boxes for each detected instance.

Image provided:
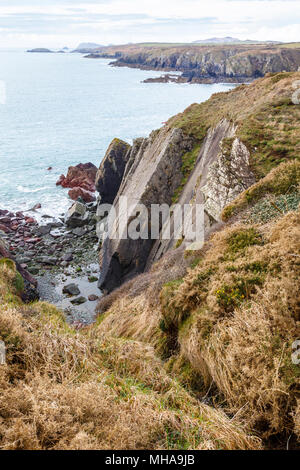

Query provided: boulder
[29,203,41,211]
[0,224,11,234]
[63,283,80,296]
[62,253,73,262]
[95,138,131,205]
[72,227,87,237]
[37,224,52,236]
[64,201,89,228]
[68,187,96,203]
[56,163,97,193]
[71,296,87,305]
[88,294,99,301]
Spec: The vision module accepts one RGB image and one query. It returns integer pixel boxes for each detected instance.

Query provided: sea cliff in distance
[85,41,300,84]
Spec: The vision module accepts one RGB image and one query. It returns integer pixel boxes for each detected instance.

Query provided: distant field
[126,41,284,48]
[280,43,300,49]
[136,42,190,47]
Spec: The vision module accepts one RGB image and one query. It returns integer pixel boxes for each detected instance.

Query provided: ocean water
[0,51,234,218]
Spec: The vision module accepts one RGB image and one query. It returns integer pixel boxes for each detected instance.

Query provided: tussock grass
[0,258,258,450]
[96,207,300,446]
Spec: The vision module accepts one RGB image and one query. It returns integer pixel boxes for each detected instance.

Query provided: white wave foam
[17,185,51,193]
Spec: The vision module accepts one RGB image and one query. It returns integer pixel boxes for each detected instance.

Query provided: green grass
[172,145,201,203]
[226,228,263,255]
[237,98,300,178]
[279,43,300,49]
[222,160,300,221]
[169,73,300,182]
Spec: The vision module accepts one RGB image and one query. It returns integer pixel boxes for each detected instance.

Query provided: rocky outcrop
[95,138,131,205]
[148,124,256,265]
[97,128,194,292]
[95,71,300,293]
[64,201,89,228]
[0,235,38,295]
[96,119,257,293]
[201,138,256,221]
[56,163,97,203]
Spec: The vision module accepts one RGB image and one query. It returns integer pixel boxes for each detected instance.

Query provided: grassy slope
[0,261,258,450]
[169,71,300,178]
[95,160,300,448]
[97,42,298,55]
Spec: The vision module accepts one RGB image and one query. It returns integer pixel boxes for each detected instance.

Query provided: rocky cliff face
[109,45,300,82]
[97,128,194,292]
[95,138,131,205]
[96,120,256,292]
[96,71,300,293]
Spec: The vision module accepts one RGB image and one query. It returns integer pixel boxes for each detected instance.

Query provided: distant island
[72,42,103,53]
[27,48,54,53]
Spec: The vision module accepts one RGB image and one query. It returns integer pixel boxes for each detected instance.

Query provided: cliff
[86,43,300,83]
[96,71,300,292]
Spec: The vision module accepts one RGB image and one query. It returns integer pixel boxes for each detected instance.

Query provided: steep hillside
[87,43,300,83]
[96,165,300,446]
[93,72,300,447]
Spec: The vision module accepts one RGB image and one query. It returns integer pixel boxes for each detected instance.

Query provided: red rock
[56,175,65,186]
[47,167,53,171]
[16,211,24,218]
[68,187,96,203]
[25,217,36,224]
[0,224,11,233]
[24,237,41,244]
[28,203,41,211]
[56,163,97,193]
[0,217,11,224]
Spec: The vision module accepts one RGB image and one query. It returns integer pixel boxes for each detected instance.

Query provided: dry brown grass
[0,261,258,450]
[165,211,299,440]
[95,207,300,446]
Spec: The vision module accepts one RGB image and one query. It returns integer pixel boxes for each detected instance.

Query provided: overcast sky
[0,0,299,49]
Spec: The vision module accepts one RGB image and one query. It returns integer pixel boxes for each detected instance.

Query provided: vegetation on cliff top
[170,72,300,178]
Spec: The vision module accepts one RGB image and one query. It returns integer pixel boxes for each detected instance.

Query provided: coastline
[0,200,101,325]
[85,55,254,84]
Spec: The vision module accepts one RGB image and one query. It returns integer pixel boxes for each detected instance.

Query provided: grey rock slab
[63,283,80,296]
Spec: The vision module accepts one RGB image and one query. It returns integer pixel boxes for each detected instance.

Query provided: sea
[0,50,235,219]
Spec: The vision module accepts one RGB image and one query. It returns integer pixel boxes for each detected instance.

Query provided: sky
[0,0,299,49]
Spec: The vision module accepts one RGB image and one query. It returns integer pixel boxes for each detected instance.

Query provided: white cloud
[0,0,299,48]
